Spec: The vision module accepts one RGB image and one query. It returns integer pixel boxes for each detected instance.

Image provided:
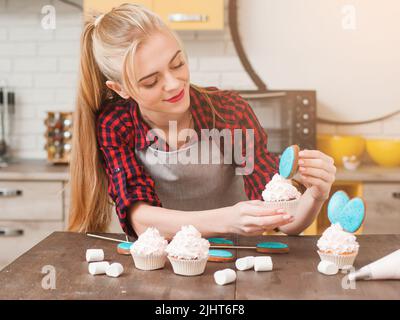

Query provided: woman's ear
[105,80,130,99]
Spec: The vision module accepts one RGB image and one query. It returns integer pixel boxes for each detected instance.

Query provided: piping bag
[349,249,400,281]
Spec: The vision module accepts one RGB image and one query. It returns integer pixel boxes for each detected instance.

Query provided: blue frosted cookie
[327,190,366,233]
[328,190,350,225]
[337,198,366,233]
[207,238,234,246]
[208,249,235,262]
[256,242,289,253]
[279,145,300,179]
[117,242,134,255]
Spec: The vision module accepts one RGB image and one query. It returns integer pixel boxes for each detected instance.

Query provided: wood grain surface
[0,232,399,300]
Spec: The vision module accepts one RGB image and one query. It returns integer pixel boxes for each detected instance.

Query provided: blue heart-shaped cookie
[327,190,366,233]
[328,190,350,225]
[338,198,366,233]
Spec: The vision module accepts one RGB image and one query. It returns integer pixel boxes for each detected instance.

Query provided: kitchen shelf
[335,165,400,182]
[0,160,69,181]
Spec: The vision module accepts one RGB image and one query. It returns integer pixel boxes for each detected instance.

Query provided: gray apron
[135,137,249,211]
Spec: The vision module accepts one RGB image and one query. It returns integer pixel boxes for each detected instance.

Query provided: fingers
[299,149,334,164]
[298,158,336,174]
[299,174,327,188]
[298,166,335,183]
[240,217,294,236]
[243,213,294,228]
[242,204,286,217]
[240,227,267,236]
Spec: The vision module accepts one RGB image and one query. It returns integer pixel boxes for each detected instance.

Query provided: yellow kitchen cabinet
[83,1,153,14]
[153,0,224,30]
[84,0,224,30]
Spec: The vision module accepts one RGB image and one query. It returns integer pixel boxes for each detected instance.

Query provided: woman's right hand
[226,200,295,236]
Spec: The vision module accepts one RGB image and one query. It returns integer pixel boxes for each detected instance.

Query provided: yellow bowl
[317,135,366,166]
[366,138,400,167]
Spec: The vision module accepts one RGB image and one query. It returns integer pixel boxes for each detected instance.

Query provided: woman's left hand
[297,150,336,201]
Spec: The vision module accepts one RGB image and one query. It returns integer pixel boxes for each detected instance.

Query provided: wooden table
[0,232,399,300]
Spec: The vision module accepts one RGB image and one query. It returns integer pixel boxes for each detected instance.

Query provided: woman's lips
[164,88,185,103]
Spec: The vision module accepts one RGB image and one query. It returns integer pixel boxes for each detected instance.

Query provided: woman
[68,4,336,239]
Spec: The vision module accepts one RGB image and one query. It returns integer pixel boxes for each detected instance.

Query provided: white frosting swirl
[317,223,360,254]
[130,227,168,256]
[166,225,210,260]
[262,174,301,202]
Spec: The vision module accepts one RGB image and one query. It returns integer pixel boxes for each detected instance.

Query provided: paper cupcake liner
[263,198,300,217]
[131,252,167,271]
[167,256,208,276]
[317,250,358,269]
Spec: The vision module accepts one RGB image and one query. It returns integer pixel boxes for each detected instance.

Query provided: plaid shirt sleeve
[96,102,161,237]
[228,91,279,200]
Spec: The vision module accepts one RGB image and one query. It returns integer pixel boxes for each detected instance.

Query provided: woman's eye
[144,81,157,88]
[143,63,185,88]
[173,62,185,69]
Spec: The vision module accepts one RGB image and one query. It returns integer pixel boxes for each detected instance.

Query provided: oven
[239,90,317,154]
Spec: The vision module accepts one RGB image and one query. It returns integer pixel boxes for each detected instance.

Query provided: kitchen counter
[0,232,399,299]
[0,159,399,182]
[0,159,69,181]
[335,165,400,182]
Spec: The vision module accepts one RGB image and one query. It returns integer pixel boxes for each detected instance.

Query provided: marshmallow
[317,261,339,275]
[254,256,273,272]
[214,268,237,286]
[235,256,255,271]
[86,249,104,262]
[88,261,110,275]
[106,263,124,278]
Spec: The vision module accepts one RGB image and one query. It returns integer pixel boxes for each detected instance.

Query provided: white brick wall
[0,0,253,159]
[0,0,82,159]
[1,0,397,160]
[317,116,399,137]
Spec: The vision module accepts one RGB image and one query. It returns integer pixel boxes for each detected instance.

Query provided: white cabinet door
[362,183,400,234]
[0,221,64,270]
[0,181,63,221]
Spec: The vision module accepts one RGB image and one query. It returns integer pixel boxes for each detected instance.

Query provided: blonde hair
[68,3,225,233]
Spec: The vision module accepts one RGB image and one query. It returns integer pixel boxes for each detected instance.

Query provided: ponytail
[68,21,113,233]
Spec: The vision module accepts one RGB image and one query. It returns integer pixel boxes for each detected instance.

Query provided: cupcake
[166,225,210,276]
[261,173,301,216]
[130,227,168,271]
[317,223,360,269]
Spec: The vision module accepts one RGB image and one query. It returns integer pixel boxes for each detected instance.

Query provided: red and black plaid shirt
[96,86,279,236]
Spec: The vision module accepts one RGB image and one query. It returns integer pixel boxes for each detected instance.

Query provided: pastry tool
[327,190,366,233]
[207,237,234,246]
[349,249,400,281]
[208,249,235,262]
[279,145,300,179]
[210,241,289,254]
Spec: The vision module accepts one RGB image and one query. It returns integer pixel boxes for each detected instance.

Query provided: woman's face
[132,31,191,116]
